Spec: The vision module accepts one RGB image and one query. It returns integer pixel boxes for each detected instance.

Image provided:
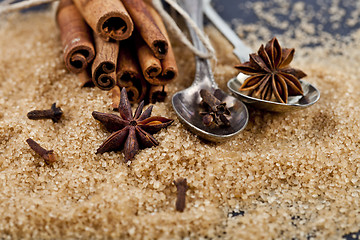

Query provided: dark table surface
[213,0,359,37]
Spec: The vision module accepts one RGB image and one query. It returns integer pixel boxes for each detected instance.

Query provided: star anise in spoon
[235,37,307,103]
[92,88,174,162]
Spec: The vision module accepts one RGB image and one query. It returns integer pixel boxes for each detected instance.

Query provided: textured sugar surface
[1,5,360,240]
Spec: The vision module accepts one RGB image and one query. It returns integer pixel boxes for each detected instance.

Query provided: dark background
[213,0,359,37]
[1,0,359,37]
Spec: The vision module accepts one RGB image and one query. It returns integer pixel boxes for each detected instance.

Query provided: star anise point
[93,88,173,162]
[235,37,306,103]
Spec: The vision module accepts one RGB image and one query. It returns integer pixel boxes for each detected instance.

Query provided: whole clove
[199,89,231,127]
[26,138,57,165]
[27,103,63,123]
[174,178,188,212]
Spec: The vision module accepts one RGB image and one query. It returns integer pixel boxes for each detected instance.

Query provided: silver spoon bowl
[172,0,249,142]
[203,0,321,112]
[228,73,320,112]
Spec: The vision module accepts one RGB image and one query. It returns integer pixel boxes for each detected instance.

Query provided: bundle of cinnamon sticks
[56,0,177,105]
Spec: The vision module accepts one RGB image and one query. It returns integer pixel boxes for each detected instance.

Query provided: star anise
[199,89,230,127]
[235,37,307,103]
[92,88,174,162]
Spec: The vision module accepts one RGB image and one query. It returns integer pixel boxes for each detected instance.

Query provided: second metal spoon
[203,0,320,112]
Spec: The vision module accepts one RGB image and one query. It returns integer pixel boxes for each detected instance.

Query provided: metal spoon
[172,0,249,142]
[203,0,320,112]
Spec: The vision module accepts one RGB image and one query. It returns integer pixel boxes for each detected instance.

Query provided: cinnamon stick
[56,0,95,73]
[92,34,118,90]
[134,32,162,85]
[72,0,133,41]
[111,84,146,109]
[76,67,94,88]
[115,82,148,104]
[124,85,140,104]
[117,39,142,88]
[121,0,168,59]
[110,85,121,110]
[149,84,167,103]
[117,39,148,103]
[131,77,148,104]
[147,3,178,85]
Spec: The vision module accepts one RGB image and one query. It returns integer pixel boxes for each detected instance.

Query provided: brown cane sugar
[1,3,360,239]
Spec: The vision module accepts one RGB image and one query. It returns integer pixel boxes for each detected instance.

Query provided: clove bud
[27,103,63,122]
[26,138,57,165]
[174,178,188,212]
[199,89,231,127]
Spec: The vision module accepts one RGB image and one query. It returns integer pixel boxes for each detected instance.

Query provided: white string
[0,0,57,15]
[152,0,216,59]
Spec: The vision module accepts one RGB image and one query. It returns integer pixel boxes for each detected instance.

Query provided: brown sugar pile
[1,5,360,240]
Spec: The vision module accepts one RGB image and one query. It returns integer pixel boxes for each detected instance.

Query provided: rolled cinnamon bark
[124,85,140,104]
[128,77,148,104]
[149,85,167,103]
[110,84,146,107]
[92,34,118,90]
[134,32,162,85]
[72,0,133,41]
[147,3,178,85]
[110,85,121,110]
[56,0,95,73]
[117,39,142,87]
[121,0,168,59]
[117,39,148,103]
[77,67,94,87]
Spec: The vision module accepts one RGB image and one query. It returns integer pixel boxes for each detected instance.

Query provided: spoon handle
[180,0,204,49]
[203,0,253,63]
[179,0,217,89]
